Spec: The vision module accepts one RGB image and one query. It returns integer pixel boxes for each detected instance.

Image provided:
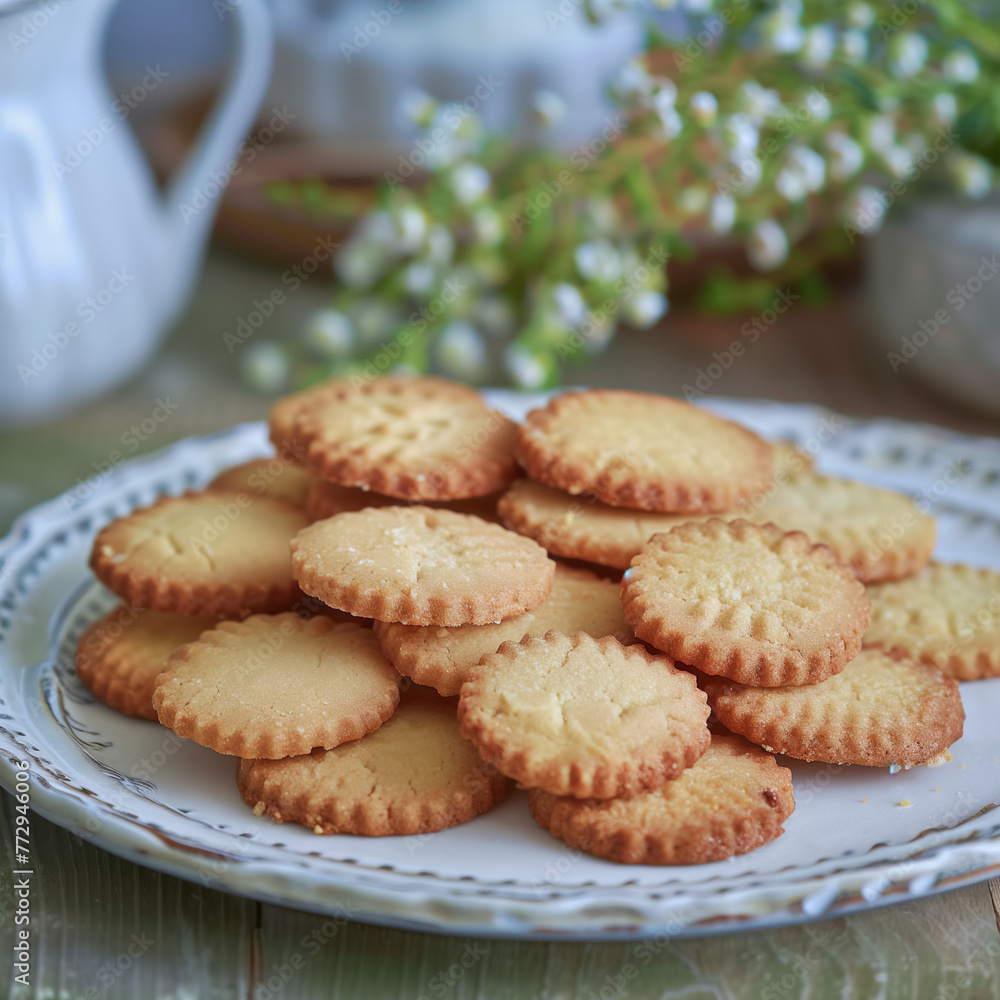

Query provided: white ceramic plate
[1,394,999,941]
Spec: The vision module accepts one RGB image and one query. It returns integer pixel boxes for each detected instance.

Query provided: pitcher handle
[164,0,274,270]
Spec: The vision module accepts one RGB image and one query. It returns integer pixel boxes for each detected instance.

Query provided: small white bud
[942,50,979,84]
[799,24,835,69]
[531,90,567,127]
[302,309,353,359]
[689,91,718,125]
[889,32,928,78]
[843,186,888,234]
[575,240,623,282]
[839,29,868,64]
[847,2,874,28]
[931,92,958,127]
[450,163,490,205]
[708,193,736,233]
[948,152,993,199]
[505,345,548,390]
[746,220,789,272]
[240,342,288,394]
[826,132,864,181]
[436,322,489,381]
[553,283,589,327]
[624,290,668,328]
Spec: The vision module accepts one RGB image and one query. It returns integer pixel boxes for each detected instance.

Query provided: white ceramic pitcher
[0,0,273,426]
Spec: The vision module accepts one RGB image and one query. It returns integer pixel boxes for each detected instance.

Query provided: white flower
[532,90,567,127]
[883,145,914,179]
[395,205,428,251]
[302,309,353,359]
[353,300,399,345]
[723,112,759,155]
[746,220,789,272]
[943,50,979,84]
[426,224,454,265]
[843,186,888,234]
[826,132,864,181]
[652,77,678,108]
[575,240,623,282]
[839,29,868,64]
[709,193,736,233]
[889,32,928,78]
[436,322,489,381]
[615,59,655,101]
[948,152,993,199]
[867,115,895,154]
[761,10,805,53]
[678,186,710,215]
[624,290,668,328]
[847,2,874,28]
[800,24,835,69]
[775,168,808,203]
[806,89,832,122]
[553,283,589,327]
[399,87,438,128]
[450,163,490,205]
[403,261,436,295]
[656,104,683,139]
[586,198,619,236]
[931,92,958,127]
[335,240,384,289]
[689,91,718,125]
[505,345,548,389]
[789,146,826,192]
[739,81,783,125]
[472,208,503,247]
[240,342,287,394]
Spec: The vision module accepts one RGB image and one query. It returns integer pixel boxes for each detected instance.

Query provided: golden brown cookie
[236,686,511,835]
[458,631,710,798]
[745,469,935,583]
[208,458,313,507]
[75,605,216,719]
[527,734,794,864]
[153,614,400,758]
[864,563,1000,679]
[305,479,502,524]
[90,491,309,618]
[621,519,871,687]
[293,375,518,501]
[374,564,633,695]
[704,646,965,767]
[497,478,705,570]
[291,506,555,626]
[515,390,773,513]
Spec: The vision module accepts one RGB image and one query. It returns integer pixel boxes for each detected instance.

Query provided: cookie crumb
[896,799,913,808]
[253,801,266,817]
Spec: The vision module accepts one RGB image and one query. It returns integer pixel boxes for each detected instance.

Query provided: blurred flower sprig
[245,0,1000,392]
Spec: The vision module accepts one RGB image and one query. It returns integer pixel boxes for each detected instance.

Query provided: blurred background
[3,0,1000,531]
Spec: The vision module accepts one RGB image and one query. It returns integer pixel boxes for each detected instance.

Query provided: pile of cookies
[77,376,984,867]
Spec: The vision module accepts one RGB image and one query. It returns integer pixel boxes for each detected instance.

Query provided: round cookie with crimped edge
[293,375,518,501]
[864,562,1000,680]
[292,506,554,626]
[621,518,871,687]
[374,564,633,696]
[75,605,216,720]
[527,734,794,865]
[305,478,502,524]
[237,685,511,836]
[153,614,401,758]
[515,389,774,513]
[208,458,313,507]
[703,646,965,768]
[268,376,481,455]
[497,478,710,570]
[457,631,711,799]
[90,491,309,619]
[746,468,935,583]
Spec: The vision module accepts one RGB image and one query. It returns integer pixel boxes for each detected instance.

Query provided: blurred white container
[264,0,642,166]
[0,0,273,426]
[865,197,1000,417]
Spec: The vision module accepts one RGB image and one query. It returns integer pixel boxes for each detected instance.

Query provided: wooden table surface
[1,250,999,998]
